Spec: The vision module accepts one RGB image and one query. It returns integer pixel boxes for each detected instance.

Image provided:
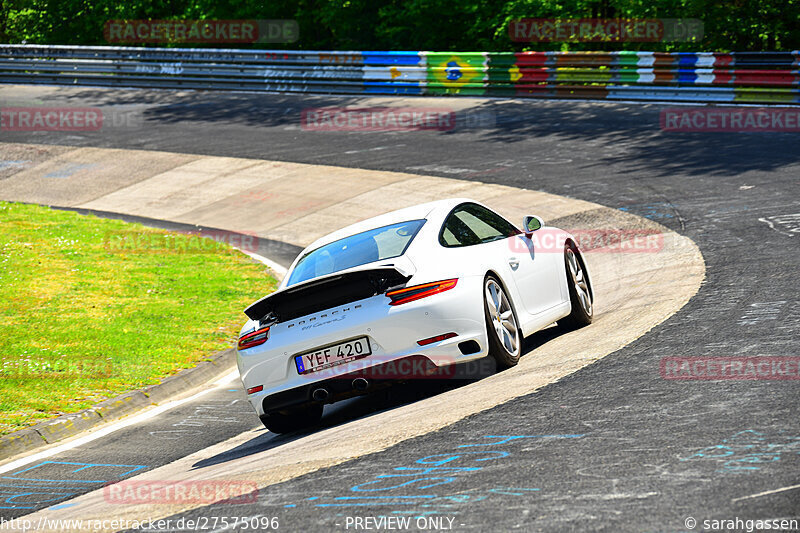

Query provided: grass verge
[0,201,277,435]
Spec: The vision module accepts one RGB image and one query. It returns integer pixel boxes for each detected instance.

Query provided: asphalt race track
[1,86,798,531]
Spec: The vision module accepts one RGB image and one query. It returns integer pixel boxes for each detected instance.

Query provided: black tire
[559,243,593,330]
[483,275,521,370]
[259,403,323,434]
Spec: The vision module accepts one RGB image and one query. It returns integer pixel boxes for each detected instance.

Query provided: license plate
[295,337,372,375]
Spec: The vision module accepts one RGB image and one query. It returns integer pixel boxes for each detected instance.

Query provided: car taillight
[238,327,270,350]
[417,332,458,346]
[386,279,458,306]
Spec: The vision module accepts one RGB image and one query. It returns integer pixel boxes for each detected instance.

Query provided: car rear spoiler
[244,265,412,322]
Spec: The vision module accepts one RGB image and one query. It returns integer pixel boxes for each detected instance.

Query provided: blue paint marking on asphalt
[0,481,81,509]
[679,430,800,473]
[393,467,481,473]
[416,451,509,464]
[0,488,77,495]
[48,502,78,510]
[316,496,438,508]
[0,160,30,170]
[0,490,76,509]
[303,435,576,513]
[317,502,422,507]
[0,483,80,491]
[334,496,437,499]
[0,505,36,509]
[390,510,441,518]
[351,476,457,492]
[44,163,97,178]
[0,461,148,510]
[3,461,147,483]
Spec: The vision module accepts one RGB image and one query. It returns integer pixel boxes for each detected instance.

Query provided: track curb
[0,348,236,463]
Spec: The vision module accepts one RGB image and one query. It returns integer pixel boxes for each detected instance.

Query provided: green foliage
[0,0,798,51]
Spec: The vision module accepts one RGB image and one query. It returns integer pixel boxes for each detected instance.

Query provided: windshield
[286,219,426,286]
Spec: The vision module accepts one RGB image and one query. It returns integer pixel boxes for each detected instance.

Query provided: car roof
[302,197,471,251]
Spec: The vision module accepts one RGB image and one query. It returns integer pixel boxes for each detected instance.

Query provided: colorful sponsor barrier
[424,52,488,96]
[0,45,798,104]
[362,51,425,95]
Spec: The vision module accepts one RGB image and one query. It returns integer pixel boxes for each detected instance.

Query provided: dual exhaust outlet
[312,377,369,402]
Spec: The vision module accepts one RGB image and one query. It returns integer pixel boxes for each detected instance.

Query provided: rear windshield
[286,219,426,286]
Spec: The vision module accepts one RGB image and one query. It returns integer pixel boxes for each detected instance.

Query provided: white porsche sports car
[237,198,593,433]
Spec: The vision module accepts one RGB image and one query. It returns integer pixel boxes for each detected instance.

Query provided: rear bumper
[259,355,451,414]
[237,275,487,416]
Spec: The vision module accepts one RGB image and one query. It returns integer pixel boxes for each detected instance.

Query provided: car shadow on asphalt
[190,323,568,471]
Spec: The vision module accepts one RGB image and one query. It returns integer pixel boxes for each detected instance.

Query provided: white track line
[732,484,800,503]
[0,369,239,475]
[237,249,288,278]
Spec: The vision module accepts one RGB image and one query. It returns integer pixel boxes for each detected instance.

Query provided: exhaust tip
[352,378,369,392]
[311,388,329,402]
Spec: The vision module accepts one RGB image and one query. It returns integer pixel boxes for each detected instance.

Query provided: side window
[440,204,518,247]
[441,226,462,247]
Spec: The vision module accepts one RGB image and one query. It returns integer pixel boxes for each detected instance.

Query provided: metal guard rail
[1,45,798,104]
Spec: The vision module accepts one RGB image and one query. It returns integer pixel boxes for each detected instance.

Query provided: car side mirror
[523,215,544,235]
